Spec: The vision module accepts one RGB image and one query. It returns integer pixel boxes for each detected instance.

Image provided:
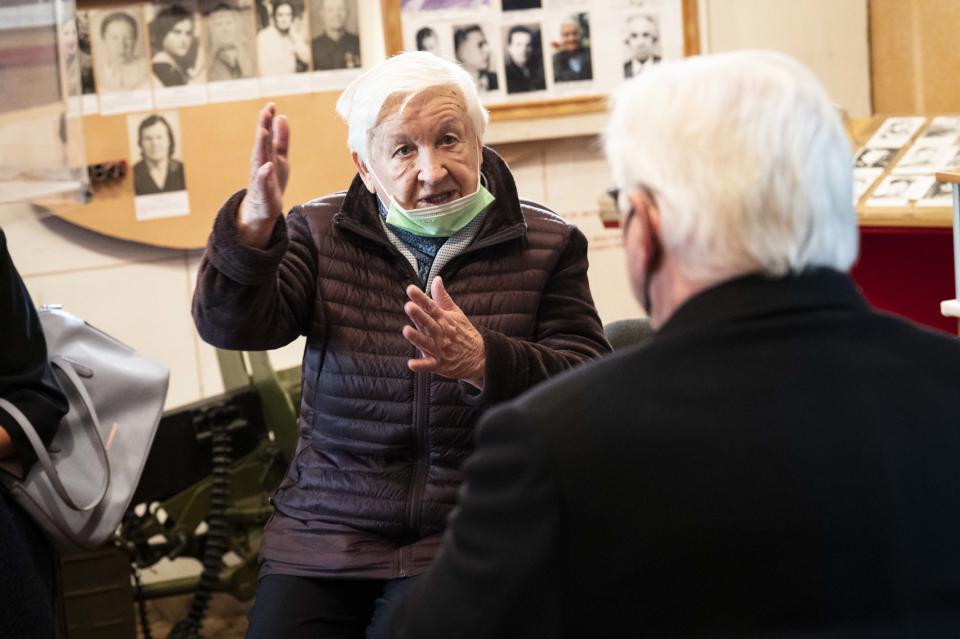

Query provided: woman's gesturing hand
[238,102,290,247]
[402,277,486,389]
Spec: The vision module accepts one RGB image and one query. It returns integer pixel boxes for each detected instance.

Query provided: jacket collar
[656,268,869,341]
[333,146,527,246]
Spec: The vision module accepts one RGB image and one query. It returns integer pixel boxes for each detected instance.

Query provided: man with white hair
[623,13,660,78]
[381,51,960,637]
[192,51,608,637]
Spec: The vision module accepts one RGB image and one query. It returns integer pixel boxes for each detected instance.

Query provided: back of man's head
[605,51,858,284]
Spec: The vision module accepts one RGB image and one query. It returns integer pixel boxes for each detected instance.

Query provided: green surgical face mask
[370,156,495,237]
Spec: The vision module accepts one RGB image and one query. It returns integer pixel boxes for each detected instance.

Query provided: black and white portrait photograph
[310,0,361,71]
[406,21,452,60]
[454,24,498,92]
[501,0,540,10]
[76,12,97,95]
[415,25,440,54]
[503,23,545,94]
[853,169,882,204]
[91,7,150,92]
[867,174,934,207]
[401,0,490,10]
[917,180,954,207]
[918,116,960,145]
[854,146,897,170]
[256,0,310,76]
[623,12,660,79]
[148,2,205,87]
[892,143,949,174]
[127,110,191,219]
[201,0,258,82]
[129,112,186,195]
[550,13,592,83]
[942,146,960,171]
[866,116,925,149]
[61,13,96,97]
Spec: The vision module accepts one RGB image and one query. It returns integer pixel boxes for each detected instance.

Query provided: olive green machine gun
[60,350,302,639]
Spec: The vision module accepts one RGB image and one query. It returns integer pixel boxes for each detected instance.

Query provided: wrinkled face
[507,31,532,66]
[274,4,293,31]
[457,30,489,72]
[322,0,346,31]
[560,22,580,52]
[208,9,238,45]
[363,86,480,211]
[140,121,170,162]
[626,16,657,61]
[163,18,194,57]
[104,19,135,63]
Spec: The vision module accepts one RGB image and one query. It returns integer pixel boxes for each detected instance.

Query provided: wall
[2,0,872,413]
[870,0,960,114]
[701,0,872,117]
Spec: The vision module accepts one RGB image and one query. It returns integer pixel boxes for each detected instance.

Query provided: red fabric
[850,226,958,335]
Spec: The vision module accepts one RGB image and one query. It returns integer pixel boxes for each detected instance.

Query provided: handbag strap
[0,356,110,511]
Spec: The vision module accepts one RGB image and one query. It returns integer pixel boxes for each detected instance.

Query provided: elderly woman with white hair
[192,51,609,637]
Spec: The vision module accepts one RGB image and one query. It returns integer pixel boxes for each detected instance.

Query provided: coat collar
[656,268,870,341]
[332,146,527,245]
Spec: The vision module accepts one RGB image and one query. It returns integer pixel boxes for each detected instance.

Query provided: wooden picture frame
[380,0,700,122]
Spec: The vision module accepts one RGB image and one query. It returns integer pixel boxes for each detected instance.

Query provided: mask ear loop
[478,147,488,190]
[367,164,396,212]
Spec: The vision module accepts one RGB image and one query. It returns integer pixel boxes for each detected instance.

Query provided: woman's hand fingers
[250,103,276,178]
[272,114,290,193]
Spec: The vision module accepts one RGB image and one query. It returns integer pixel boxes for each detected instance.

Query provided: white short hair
[335,51,489,165]
[604,50,858,281]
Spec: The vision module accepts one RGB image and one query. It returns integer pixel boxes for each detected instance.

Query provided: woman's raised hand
[238,103,290,247]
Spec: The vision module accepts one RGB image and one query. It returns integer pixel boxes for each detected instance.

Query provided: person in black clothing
[503,25,544,94]
[454,25,498,92]
[383,51,960,638]
[623,13,661,79]
[310,0,361,70]
[149,4,203,86]
[0,228,69,639]
[132,114,186,195]
[551,15,592,83]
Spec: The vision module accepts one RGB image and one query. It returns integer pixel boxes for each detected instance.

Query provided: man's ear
[626,189,662,260]
[351,151,376,194]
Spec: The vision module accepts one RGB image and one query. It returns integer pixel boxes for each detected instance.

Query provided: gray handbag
[0,306,169,550]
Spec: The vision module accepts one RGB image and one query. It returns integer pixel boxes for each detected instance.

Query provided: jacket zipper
[337,215,523,577]
[400,369,430,577]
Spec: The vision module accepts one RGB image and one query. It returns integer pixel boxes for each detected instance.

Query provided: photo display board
[383,0,700,120]
[39,0,372,248]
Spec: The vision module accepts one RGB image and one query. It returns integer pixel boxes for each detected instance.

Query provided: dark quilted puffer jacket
[192,147,610,578]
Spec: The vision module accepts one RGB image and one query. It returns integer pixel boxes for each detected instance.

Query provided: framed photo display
[382,0,700,120]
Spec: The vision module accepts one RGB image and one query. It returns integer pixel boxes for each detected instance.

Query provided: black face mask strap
[640,211,663,318]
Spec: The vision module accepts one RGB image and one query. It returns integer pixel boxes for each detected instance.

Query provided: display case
[0,0,89,204]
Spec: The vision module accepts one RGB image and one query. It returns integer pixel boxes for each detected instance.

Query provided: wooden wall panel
[703,0,871,116]
[871,0,960,114]
[45,92,355,249]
